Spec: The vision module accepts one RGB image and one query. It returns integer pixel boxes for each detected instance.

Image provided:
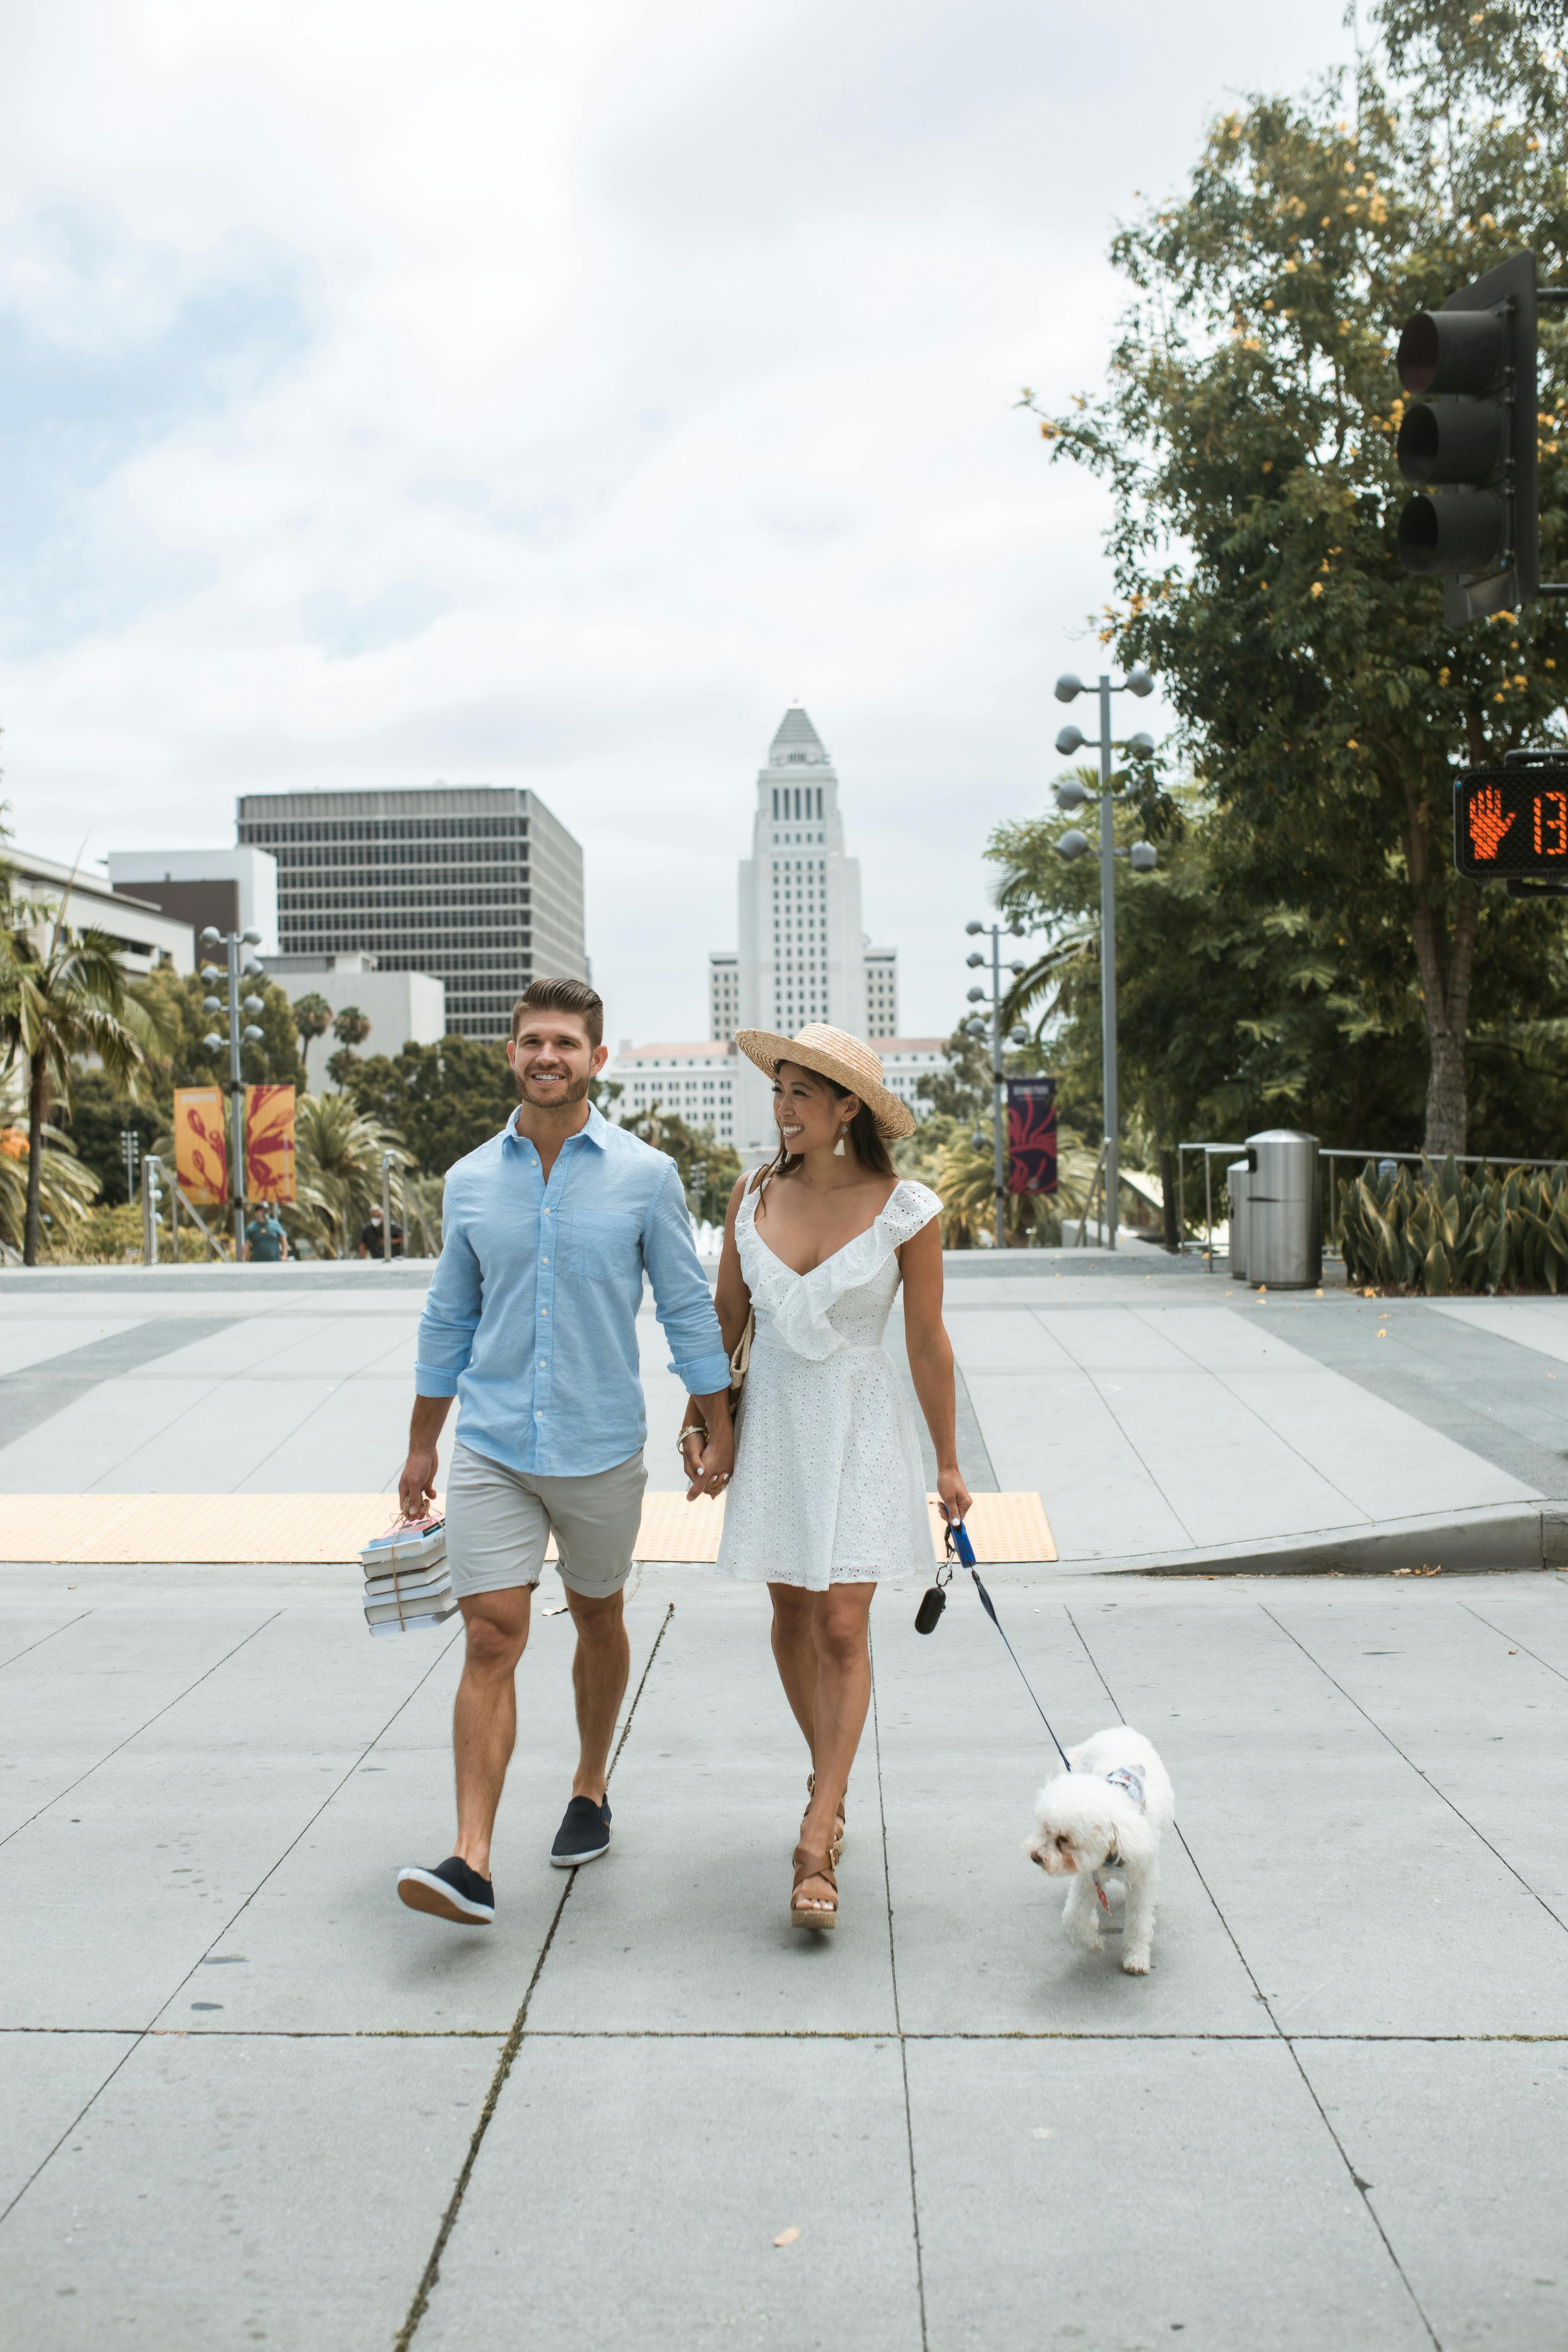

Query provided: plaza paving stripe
[0,1489,1054,1564]
[0,1315,242,1446]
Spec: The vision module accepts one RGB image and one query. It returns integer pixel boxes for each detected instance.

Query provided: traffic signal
[1395,250,1537,625]
[1454,751,1568,886]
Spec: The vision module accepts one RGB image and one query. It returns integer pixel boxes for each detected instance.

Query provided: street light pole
[199,924,268,1263]
[1052,663,1157,1252]
[965,921,1029,1251]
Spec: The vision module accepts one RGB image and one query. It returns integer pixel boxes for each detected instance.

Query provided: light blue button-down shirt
[414,1102,730,1478]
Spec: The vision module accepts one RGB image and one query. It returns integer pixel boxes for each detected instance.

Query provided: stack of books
[361,1512,456,1635]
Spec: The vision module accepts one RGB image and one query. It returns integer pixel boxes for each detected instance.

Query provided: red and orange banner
[245,1085,296,1203]
[173,1085,296,1205]
[173,1087,227,1206]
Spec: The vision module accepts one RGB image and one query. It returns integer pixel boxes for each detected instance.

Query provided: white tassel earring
[833,1126,848,1156]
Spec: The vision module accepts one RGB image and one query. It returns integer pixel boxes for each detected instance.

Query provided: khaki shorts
[444,1440,647,1602]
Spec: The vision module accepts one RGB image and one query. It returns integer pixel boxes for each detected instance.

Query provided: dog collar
[1104,1764,1146,1811]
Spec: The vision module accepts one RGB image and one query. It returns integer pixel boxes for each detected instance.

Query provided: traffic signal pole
[1096,673,1120,1251]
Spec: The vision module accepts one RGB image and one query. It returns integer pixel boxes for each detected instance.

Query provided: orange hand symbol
[1469,786,1514,862]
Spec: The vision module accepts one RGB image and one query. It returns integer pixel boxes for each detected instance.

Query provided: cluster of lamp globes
[197,923,268,1057]
[960,921,1032,1155]
[1051,665,1159,875]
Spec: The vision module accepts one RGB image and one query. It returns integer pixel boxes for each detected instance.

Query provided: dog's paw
[1121,1950,1151,1975]
[1069,1931,1105,1955]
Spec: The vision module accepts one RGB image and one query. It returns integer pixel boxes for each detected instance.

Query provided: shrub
[1337,1157,1568,1295]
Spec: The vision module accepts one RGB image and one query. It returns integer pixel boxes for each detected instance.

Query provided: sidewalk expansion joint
[392,1601,676,2352]
[1063,1604,1443,2352]
[870,1629,929,2352]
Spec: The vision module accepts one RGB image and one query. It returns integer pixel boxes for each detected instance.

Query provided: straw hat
[734,1023,917,1141]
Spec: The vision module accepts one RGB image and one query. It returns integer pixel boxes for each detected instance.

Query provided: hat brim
[735,1029,918,1141]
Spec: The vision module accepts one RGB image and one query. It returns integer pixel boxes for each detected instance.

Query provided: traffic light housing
[1396,250,1537,625]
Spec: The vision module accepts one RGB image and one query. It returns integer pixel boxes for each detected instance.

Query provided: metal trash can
[1226,1159,1250,1279]
[1245,1129,1321,1288]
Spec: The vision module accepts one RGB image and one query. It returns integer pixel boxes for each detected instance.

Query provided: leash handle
[944,1517,976,1569]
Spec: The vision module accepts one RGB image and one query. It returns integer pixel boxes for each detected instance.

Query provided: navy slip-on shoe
[397,1856,495,1924]
[550,1794,612,1868]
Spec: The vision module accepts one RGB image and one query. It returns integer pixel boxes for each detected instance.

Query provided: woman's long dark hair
[757,1060,896,1185]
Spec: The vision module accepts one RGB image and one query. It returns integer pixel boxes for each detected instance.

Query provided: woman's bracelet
[677,1423,709,1455]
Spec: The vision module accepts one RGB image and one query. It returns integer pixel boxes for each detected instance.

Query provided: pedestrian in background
[245,1207,289,1262]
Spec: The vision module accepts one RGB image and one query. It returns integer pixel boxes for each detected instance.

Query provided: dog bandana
[1104,1765,1146,1810]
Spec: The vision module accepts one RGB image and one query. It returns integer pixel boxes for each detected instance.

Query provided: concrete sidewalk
[3,1558,1567,2348]
[3,1251,1565,1572]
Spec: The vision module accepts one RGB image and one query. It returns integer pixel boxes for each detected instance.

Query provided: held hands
[936,1465,973,1531]
[398,1447,440,1521]
[680,1410,735,1502]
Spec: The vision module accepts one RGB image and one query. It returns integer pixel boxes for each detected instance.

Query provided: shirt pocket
[569,1209,641,1281]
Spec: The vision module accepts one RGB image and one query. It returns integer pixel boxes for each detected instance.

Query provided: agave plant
[1338,1155,1568,1295]
[288,1093,414,1260]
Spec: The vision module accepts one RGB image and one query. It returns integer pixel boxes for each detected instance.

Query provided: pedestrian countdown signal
[1453,758,1568,881]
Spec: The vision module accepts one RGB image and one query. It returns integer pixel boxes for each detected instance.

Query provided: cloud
[0,0,1354,1038]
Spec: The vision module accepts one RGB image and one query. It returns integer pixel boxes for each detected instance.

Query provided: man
[245,1207,289,1262]
[357,1208,404,1259]
[395,977,733,1927]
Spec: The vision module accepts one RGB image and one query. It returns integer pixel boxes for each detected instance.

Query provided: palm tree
[291,1093,413,1259]
[0,1069,100,1260]
[292,992,334,1085]
[0,885,174,1265]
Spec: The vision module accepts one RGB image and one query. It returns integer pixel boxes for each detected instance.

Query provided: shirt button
[541,1256,549,1265]
[540,1307,548,1317]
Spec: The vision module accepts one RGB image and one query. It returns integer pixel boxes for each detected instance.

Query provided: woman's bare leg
[768,1581,874,1914]
[769,1584,819,1749]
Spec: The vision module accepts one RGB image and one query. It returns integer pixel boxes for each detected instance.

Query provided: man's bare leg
[452,1586,532,1878]
[565,1586,630,1804]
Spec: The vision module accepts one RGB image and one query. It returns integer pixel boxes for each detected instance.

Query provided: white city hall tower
[725,703,897,1147]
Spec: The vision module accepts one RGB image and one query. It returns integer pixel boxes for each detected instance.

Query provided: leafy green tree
[619,1100,743,1224]
[915,1025,993,1124]
[1025,0,1568,1155]
[140,968,303,1091]
[342,1036,518,1174]
[59,1069,162,1205]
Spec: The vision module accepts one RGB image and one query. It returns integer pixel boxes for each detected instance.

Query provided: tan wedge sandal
[804,1771,846,1867]
[790,1844,839,1932]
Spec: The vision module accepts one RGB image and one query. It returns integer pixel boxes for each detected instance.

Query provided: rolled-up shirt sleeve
[643,1162,731,1394]
[415,1192,483,1397]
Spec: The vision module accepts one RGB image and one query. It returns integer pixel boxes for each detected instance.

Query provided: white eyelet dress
[716,1177,944,1590]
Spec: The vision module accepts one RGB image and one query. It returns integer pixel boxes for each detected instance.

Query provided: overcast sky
[0,0,1355,1044]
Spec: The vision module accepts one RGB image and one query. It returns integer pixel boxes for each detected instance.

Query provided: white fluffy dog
[1026,1727,1174,1975]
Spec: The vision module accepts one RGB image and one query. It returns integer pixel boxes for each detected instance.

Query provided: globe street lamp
[199,923,267,1261]
[964,920,1029,1250]
[1052,663,1157,1250]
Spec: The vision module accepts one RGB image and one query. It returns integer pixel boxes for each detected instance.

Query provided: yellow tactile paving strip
[0,1490,1055,1567]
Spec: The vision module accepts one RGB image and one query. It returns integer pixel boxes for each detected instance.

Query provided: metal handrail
[1176,1139,1568,1268]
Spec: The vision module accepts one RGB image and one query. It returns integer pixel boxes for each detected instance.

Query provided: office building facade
[235,785,585,1041]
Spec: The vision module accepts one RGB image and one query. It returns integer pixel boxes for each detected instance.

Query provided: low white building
[605,1035,946,1144]
[606,1042,739,1142]
[877,1039,949,1119]
[106,847,279,954]
[11,848,194,975]
[260,953,447,1093]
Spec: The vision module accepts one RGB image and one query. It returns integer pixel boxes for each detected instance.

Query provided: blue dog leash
[922,1519,1074,1776]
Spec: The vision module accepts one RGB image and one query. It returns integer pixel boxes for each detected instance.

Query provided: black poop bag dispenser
[916,1516,975,1632]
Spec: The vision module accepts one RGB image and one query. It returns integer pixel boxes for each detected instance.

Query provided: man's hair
[511,977,604,1049]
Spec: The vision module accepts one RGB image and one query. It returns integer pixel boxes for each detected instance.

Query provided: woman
[680,1024,971,1933]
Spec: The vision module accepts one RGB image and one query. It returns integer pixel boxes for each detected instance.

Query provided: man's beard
[517,1068,591,1109]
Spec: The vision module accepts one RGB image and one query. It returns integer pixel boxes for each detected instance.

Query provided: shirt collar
[503,1100,610,1156]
